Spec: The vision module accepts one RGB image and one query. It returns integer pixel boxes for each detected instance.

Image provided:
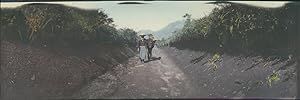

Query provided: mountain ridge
[137,20,185,39]
[153,20,185,40]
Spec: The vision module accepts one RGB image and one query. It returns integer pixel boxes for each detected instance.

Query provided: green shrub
[169,3,298,56]
[1,3,138,47]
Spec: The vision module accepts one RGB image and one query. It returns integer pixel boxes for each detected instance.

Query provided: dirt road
[73,47,201,99]
[73,47,297,99]
[111,47,200,98]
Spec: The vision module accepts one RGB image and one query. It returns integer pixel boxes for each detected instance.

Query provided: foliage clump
[209,53,221,71]
[168,3,298,56]
[1,3,138,47]
[267,70,280,87]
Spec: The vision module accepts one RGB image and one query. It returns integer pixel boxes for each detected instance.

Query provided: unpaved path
[72,46,297,99]
[110,47,196,99]
[73,47,198,99]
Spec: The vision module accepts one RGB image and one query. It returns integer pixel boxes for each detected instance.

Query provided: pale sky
[1,1,289,31]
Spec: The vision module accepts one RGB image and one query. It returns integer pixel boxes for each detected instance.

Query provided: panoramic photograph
[1,1,299,99]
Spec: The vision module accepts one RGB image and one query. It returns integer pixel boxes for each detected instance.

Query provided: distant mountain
[153,20,185,40]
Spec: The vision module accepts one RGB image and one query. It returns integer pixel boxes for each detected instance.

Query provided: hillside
[160,47,297,98]
[1,40,137,100]
[1,3,138,100]
[167,3,298,57]
[154,2,298,98]
[153,20,185,40]
[1,3,138,47]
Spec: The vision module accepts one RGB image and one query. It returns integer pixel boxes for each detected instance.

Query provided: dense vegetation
[1,3,138,47]
[166,3,299,56]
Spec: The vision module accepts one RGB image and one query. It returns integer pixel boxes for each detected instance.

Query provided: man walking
[147,34,156,60]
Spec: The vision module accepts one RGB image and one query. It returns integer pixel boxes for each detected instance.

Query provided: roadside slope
[1,41,135,100]
[161,47,297,98]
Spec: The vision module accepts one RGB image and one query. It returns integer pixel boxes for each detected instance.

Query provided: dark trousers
[147,47,153,59]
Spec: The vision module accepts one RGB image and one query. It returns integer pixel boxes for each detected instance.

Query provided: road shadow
[145,57,161,63]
